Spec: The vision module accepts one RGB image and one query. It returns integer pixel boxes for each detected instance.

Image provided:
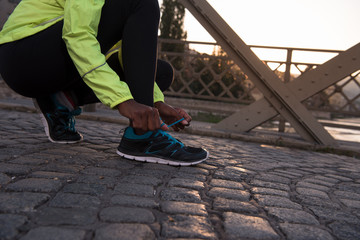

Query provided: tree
[159,0,187,53]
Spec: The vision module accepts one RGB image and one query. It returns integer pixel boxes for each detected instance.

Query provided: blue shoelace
[65,108,82,132]
[47,106,81,132]
[160,117,185,128]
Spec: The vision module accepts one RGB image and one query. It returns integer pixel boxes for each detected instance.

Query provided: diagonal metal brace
[179,0,336,145]
[215,43,360,133]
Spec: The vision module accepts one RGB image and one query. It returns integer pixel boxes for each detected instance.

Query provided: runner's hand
[154,101,191,131]
[117,99,169,133]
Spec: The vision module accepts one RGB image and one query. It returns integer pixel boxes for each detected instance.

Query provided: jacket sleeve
[62,0,133,109]
[153,83,165,103]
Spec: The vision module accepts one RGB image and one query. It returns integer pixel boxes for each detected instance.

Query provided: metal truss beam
[215,43,360,133]
[179,0,336,145]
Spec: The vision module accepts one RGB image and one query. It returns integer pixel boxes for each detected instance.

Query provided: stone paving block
[161,215,216,239]
[272,169,304,178]
[0,214,27,240]
[266,207,319,224]
[325,174,352,182]
[142,162,177,172]
[255,195,302,210]
[0,139,19,146]
[111,195,159,208]
[205,157,238,167]
[35,207,97,226]
[49,193,100,208]
[63,183,107,196]
[39,163,84,174]
[99,206,155,223]
[0,192,50,213]
[296,187,329,199]
[9,156,49,166]
[267,172,299,180]
[303,178,335,187]
[20,138,46,145]
[130,168,170,178]
[68,155,106,166]
[6,178,63,193]
[0,172,10,184]
[255,173,291,184]
[234,166,257,174]
[95,223,155,240]
[173,171,207,181]
[160,187,201,203]
[20,226,86,240]
[41,147,77,156]
[333,190,360,201]
[0,146,30,158]
[309,206,360,224]
[119,175,162,186]
[251,187,289,197]
[298,168,327,175]
[30,171,75,180]
[168,178,205,190]
[296,181,330,192]
[81,166,122,177]
[0,163,32,175]
[339,172,360,180]
[313,175,340,184]
[213,167,248,181]
[196,163,218,171]
[77,175,116,187]
[279,223,334,240]
[209,179,244,190]
[296,195,341,209]
[340,199,360,209]
[224,212,279,240]
[213,197,259,214]
[96,158,135,170]
[114,183,154,197]
[161,201,208,216]
[208,187,250,201]
[328,221,360,240]
[336,183,360,194]
[69,146,100,153]
[179,166,210,175]
[250,179,290,191]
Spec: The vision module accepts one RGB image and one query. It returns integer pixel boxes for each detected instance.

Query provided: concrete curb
[1,101,359,159]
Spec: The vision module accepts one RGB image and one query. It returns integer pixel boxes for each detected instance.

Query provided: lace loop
[52,106,81,132]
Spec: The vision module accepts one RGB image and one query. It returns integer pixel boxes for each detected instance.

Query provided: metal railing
[158,38,360,117]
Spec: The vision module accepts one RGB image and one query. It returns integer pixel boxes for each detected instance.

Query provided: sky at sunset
[159,0,360,64]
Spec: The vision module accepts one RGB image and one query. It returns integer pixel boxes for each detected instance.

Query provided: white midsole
[116,149,209,166]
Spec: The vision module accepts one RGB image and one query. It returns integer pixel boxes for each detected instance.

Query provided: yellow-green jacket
[0,0,164,108]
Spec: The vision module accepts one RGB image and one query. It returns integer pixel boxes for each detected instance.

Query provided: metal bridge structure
[178,0,360,146]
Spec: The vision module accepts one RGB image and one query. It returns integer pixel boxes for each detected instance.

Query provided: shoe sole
[33,99,83,144]
[116,149,209,166]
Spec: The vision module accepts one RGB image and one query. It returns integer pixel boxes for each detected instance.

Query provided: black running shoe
[33,99,83,144]
[117,127,209,166]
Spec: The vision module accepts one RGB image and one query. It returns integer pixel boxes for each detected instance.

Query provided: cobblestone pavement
[1,108,360,240]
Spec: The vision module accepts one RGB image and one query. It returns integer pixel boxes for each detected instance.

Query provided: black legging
[0,0,173,107]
